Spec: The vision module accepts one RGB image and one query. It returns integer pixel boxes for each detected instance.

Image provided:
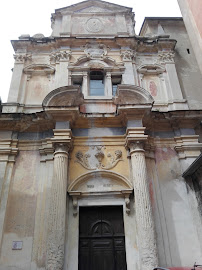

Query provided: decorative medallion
[75,146,123,170]
[84,42,107,59]
[86,18,103,33]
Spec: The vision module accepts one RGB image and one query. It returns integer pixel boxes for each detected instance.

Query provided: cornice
[0,139,18,162]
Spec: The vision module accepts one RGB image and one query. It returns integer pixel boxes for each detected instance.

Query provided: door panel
[79,206,127,270]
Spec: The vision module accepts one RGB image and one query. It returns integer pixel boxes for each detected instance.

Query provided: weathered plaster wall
[151,143,202,266]
[178,0,202,74]
[0,150,40,270]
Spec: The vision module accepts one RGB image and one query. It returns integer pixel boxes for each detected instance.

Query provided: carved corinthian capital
[14,53,32,64]
[128,141,145,154]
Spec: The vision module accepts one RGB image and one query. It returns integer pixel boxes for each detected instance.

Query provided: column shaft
[47,144,68,270]
[130,143,158,270]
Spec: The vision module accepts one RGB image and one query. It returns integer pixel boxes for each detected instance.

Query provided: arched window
[89,70,104,96]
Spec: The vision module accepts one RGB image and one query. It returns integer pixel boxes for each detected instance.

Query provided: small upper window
[89,70,104,96]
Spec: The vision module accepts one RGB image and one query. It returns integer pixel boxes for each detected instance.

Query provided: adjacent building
[0,1,202,270]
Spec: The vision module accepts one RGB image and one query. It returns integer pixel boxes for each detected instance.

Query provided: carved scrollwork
[50,50,71,63]
[121,50,135,61]
[84,42,108,59]
[158,51,175,63]
[75,151,93,170]
[14,53,32,64]
[75,147,123,170]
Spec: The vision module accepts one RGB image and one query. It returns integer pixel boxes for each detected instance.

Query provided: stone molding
[174,135,202,159]
[23,64,55,80]
[137,64,165,75]
[39,139,54,162]
[125,127,148,149]
[0,139,18,162]
[68,170,133,215]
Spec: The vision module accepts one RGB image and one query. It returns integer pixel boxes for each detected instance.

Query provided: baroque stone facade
[0,1,202,270]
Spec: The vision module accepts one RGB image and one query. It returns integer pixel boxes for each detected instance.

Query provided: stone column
[46,129,72,270]
[126,128,158,270]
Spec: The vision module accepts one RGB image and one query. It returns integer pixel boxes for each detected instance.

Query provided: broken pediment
[42,85,84,107]
[113,85,154,105]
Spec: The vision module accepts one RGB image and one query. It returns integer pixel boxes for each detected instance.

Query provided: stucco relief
[14,53,32,64]
[75,146,123,170]
[84,42,108,59]
[50,50,71,64]
[158,51,175,63]
[121,50,135,61]
[86,17,103,33]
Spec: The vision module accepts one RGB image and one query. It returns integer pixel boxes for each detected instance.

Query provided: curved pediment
[42,85,84,107]
[137,64,165,75]
[113,84,154,105]
[68,170,133,195]
[24,64,55,76]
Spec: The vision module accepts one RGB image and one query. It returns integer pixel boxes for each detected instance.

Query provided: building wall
[177,0,202,74]
[0,1,202,270]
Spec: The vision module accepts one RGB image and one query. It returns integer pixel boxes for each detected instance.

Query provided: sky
[0,0,181,102]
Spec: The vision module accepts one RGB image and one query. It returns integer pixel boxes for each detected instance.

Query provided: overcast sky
[0,0,181,102]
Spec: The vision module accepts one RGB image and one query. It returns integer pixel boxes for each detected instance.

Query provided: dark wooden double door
[79,206,127,270]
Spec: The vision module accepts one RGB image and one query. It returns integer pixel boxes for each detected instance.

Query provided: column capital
[125,127,148,151]
[51,129,73,153]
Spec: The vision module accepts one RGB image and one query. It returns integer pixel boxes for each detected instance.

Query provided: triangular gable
[55,0,132,14]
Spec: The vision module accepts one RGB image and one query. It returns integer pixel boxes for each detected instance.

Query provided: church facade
[0,1,202,270]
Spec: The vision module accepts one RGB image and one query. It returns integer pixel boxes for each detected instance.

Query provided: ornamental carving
[158,51,175,63]
[50,50,71,63]
[84,43,108,59]
[121,50,135,61]
[75,147,123,170]
[14,53,32,63]
[86,17,103,33]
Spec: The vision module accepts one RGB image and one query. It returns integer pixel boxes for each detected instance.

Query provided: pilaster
[121,50,136,85]
[7,53,32,104]
[50,50,71,89]
[0,139,18,249]
[31,139,54,268]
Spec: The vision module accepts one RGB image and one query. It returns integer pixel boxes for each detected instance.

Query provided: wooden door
[79,206,127,270]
